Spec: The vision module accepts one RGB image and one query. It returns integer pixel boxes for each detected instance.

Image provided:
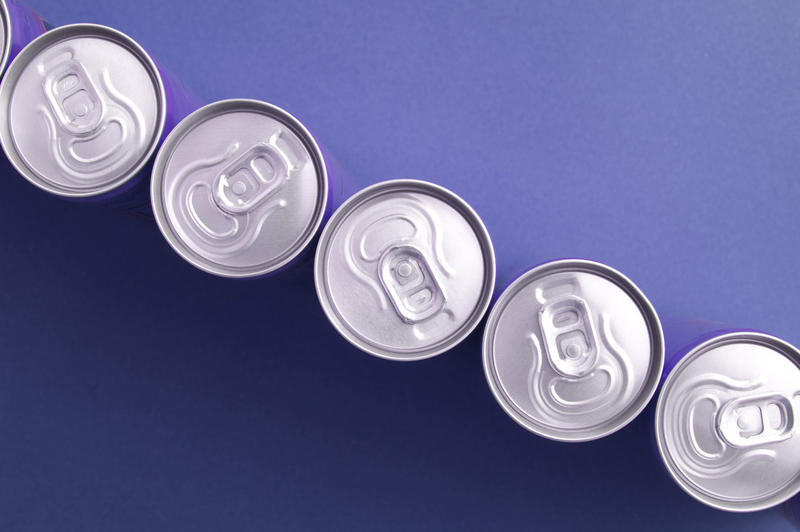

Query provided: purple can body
[1,0,47,76]
[659,318,747,379]
[109,59,204,216]
[281,142,354,270]
[156,61,204,143]
[319,144,355,226]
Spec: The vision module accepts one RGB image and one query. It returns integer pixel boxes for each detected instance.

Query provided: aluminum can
[315,179,496,361]
[0,0,47,77]
[151,98,341,278]
[0,23,200,206]
[655,330,800,512]
[483,259,664,442]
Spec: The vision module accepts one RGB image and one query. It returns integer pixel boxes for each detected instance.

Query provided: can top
[151,99,327,278]
[315,179,496,361]
[656,332,800,512]
[483,259,664,442]
[0,23,165,198]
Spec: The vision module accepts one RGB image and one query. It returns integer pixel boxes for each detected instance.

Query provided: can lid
[0,23,165,198]
[483,259,664,442]
[656,332,800,512]
[151,99,327,278]
[315,179,496,361]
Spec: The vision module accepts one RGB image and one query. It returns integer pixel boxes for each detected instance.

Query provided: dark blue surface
[2,1,798,530]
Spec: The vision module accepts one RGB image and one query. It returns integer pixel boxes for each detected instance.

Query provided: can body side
[266,141,354,278]
[154,59,204,143]
[86,56,204,214]
[318,143,356,227]
[659,318,752,380]
[109,58,204,216]
[4,0,47,73]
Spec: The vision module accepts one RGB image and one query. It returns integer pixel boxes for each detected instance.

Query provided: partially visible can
[151,98,341,278]
[483,259,664,442]
[0,0,47,77]
[315,179,496,361]
[0,23,201,206]
[655,331,800,512]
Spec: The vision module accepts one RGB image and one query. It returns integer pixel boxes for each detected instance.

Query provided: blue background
[1,0,798,530]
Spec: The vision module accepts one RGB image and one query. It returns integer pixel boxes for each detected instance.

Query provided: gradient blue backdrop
[1,1,798,530]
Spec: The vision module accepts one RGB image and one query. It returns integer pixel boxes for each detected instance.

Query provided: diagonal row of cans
[0,0,798,517]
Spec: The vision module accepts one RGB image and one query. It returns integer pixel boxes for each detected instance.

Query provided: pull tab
[43,59,104,134]
[378,245,445,323]
[212,139,292,215]
[539,296,599,377]
[717,394,796,448]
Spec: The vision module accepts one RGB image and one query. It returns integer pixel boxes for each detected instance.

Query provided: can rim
[482,258,665,442]
[314,178,496,361]
[654,330,800,512]
[0,0,10,76]
[151,98,329,278]
[0,23,167,198]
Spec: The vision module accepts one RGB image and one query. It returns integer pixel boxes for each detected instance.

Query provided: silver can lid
[0,24,165,197]
[315,179,496,361]
[483,259,664,442]
[656,332,800,512]
[151,99,328,278]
